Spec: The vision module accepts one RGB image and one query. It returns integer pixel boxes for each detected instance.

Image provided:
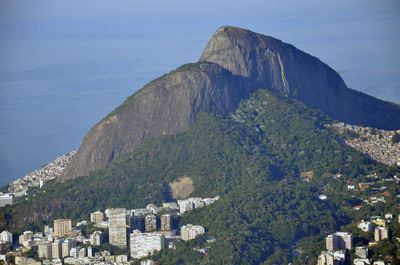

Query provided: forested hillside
[2,89,399,264]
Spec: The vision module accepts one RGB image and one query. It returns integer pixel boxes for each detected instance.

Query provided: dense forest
[2,89,400,264]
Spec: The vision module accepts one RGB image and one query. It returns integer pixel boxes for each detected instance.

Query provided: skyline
[1,0,400,185]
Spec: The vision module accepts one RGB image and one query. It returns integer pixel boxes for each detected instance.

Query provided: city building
[52,240,63,259]
[384,213,393,219]
[87,246,93,258]
[19,231,33,246]
[90,211,104,223]
[354,258,370,265]
[44,225,53,236]
[355,247,368,259]
[145,214,157,232]
[181,224,205,241]
[317,250,346,265]
[68,228,82,237]
[115,255,128,263]
[54,219,72,237]
[108,208,127,248]
[70,247,79,258]
[160,214,171,231]
[62,239,76,258]
[0,242,11,254]
[374,227,389,241]
[38,242,52,260]
[358,221,374,232]
[178,200,193,214]
[0,194,13,207]
[162,202,179,210]
[90,231,104,246]
[0,231,12,243]
[326,232,352,250]
[78,247,86,258]
[130,230,164,259]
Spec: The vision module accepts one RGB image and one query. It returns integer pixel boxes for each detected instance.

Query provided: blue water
[0,0,399,186]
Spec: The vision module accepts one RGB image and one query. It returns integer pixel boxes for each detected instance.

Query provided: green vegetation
[392,133,400,144]
[340,129,360,140]
[2,89,400,264]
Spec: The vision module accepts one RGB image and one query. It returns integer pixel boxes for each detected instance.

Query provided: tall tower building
[374,227,389,241]
[62,239,76,258]
[90,211,104,223]
[145,214,157,232]
[38,242,52,260]
[54,219,72,237]
[160,214,171,231]
[326,232,352,250]
[51,240,63,259]
[108,208,127,248]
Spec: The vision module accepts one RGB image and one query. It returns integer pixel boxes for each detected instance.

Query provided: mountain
[200,26,400,128]
[60,62,255,181]
[3,89,400,264]
[60,26,400,181]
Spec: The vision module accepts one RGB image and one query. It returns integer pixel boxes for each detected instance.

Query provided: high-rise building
[62,239,76,258]
[38,242,52,260]
[374,227,389,241]
[54,219,72,237]
[19,231,33,246]
[87,246,93,258]
[0,231,12,243]
[130,230,164,259]
[145,214,157,232]
[108,208,127,248]
[90,231,104,246]
[160,214,171,231]
[326,232,352,250]
[51,240,63,259]
[90,211,104,223]
[180,224,205,241]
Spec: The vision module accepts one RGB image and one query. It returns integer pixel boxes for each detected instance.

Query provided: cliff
[60,26,400,181]
[59,62,254,181]
[200,26,400,129]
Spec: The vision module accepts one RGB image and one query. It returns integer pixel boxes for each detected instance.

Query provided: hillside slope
[3,90,399,264]
[61,26,400,181]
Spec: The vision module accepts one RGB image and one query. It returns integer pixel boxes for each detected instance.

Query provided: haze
[0,0,399,185]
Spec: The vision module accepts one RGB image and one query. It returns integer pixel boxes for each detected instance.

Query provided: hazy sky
[0,0,399,185]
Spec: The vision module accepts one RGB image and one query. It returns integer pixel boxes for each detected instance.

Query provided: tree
[391,133,400,144]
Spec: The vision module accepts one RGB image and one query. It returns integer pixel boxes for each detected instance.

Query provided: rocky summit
[60,26,400,181]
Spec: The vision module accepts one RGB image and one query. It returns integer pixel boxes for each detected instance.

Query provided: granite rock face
[60,62,254,181]
[60,26,400,181]
[200,26,400,129]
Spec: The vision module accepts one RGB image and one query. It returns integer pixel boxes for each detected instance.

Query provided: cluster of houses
[7,150,77,197]
[330,122,400,167]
